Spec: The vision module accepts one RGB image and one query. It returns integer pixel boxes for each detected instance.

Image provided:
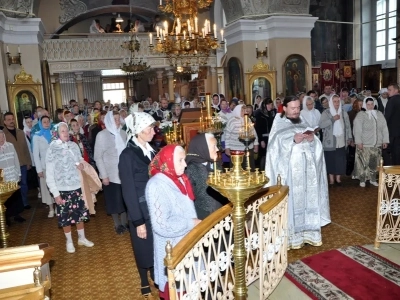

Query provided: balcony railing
[164,183,289,299]
[42,33,217,73]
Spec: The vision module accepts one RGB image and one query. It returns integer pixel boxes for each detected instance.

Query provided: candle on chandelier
[194,17,198,33]
[164,21,168,33]
[6,45,9,53]
[207,20,211,34]
[255,42,258,49]
[156,26,159,37]
[213,24,217,38]
[202,28,205,38]
[149,33,153,44]
[220,29,224,40]
[183,30,186,40]
[160,0,162,5]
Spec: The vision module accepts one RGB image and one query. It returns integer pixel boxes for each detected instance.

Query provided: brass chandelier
[120,33,150,81]
[149,0,224,68]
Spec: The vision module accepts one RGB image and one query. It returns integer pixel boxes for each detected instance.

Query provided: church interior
[0,0,399,299]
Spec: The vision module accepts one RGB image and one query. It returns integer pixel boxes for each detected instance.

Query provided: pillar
[53,76,62,109]
[217,67,225,97]
[156,70,164,101]
[75,72,84,104]
[167,70,175,103]
[210,67,218,94]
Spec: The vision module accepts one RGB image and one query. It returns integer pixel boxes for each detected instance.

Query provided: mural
[284,55,307,95]
[227,57,244,100]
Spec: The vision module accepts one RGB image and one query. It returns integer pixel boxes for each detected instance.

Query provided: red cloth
[277,104,283,113]
[149,144,195,200]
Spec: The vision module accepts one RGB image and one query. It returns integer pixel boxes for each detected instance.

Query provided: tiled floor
[247,243,400,299]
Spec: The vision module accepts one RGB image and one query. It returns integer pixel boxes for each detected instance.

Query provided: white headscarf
[300,96,321,128]
[73,115,85,135]
[231,104,244,119]
[211,93,220,110]
[379,88,388,95]
[328,94,343,137]
[362,96,377,119]
[104,111,126,157]
[23,118,32,137]
[125,112,156,144]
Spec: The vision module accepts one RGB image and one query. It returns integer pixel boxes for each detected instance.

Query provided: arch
[282,54,309,96]
[53,5,158,36]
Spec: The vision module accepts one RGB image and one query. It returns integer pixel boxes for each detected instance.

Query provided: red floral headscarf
[149,144,195,201]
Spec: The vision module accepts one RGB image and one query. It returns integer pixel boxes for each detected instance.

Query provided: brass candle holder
[207,151,268,299]
[238,113,256,170]
[0,169,20,248]
[165,120,185,147]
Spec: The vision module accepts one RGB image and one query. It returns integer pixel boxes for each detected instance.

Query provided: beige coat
[79,161,102,214]
[2,127,32,166]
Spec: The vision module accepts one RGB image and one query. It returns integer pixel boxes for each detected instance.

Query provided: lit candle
[156,26,159,37]
[202,28,205,38]
[220,29,224,40]
[195,17,198,33]
[207,20,211,34]
[175,26,179,36]
[255,42,258,49]
[183,30,186,40]
[149,33,153,44]
[160,0,162,5]
[213,24,217,38]
[164,21,168,33]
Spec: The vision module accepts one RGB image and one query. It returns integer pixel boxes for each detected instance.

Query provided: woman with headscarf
[273,97,283,113]
[118,112,157,298]
[46,122,93,253]
[353,97,389,187]
[32,116,55,218]
[255,98,277,170]
[185,133,228,219]
[94,111,127,234]
[300,96,321,138]
[224,104,259,171]
[0,130,25,225]
[319,94,352,185]
[89,110,107,150]
[69,119,96,171]
[377,88,389,114]
[89,19,105,33]
[211,93,221,112]
[146,145,200,297]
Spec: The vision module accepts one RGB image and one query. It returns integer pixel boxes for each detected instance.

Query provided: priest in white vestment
[265,96,331,249]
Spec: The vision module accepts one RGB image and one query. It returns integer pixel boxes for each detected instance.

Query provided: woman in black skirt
[119,111,157,298]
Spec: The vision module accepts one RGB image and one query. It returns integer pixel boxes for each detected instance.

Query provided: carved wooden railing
[0,243,54,299]
[375,161,400,249]
[164,184,289,299]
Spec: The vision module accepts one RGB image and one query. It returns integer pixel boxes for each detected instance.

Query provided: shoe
[351,175,356,179]
[24,205,31,210]
[115,225,126,235]
[78,238,94,247]
[14,215,26,223]
[48,211,55,218]
[360,182,366,187]
[335,181,342,186]
[66,242,75,253]
[370,181,379,187]
[38,192,41,199]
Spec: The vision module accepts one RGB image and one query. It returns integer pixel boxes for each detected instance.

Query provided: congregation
[0,82,399,299]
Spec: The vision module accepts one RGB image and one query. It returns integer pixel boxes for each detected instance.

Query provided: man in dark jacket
[385,83,400,165]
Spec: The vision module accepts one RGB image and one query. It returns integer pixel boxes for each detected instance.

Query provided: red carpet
[285,246,400,299]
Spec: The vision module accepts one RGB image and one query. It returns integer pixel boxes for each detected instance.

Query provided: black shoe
[24,205,31,210]
[90,214,96,217]
[14,215,26,223]
[115,225,126,235]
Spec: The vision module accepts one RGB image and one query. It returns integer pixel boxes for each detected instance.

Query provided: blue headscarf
[33,117,52,147]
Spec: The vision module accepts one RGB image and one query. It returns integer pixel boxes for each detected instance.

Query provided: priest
[265,95,331,249]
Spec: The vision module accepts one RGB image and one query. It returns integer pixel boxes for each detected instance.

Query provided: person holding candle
[224,104,259,171]
[186,133,228,220]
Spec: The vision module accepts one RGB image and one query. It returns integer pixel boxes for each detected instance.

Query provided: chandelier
[120,33,150,81]
[149,0,224,69]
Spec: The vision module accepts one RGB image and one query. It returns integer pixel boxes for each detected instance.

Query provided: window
[376,0,397,61]
[102,82,126,105]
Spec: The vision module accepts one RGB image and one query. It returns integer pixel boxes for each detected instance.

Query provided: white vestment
[265,114,331,249]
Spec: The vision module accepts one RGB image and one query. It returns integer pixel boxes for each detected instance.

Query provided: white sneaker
[352,175,356,180]
[78,238,94,247]
[360,182,366,187]
[48,211,54,218]
[66,242,75,253]
[370,181,379,187]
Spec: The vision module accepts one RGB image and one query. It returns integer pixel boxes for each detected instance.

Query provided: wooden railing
[375,162,400,249]
[164,184,289,299]
[0,243,54,299]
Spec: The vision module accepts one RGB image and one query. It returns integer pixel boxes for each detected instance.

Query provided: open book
[302,126,318,135]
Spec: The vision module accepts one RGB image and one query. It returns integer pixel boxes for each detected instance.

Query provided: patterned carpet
[5,176,378,299]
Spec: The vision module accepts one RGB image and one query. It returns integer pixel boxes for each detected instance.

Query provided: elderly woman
[225,104,259,171]
[353,97,389,187]
[300,96,321,129]
[32,116,55,218]
[0,130,25,225]
[94,111,127,234]
[46,122,93,253]
[146,144,200,297]
[319,94,352,185]
[119,112,157,298]
[171,104,182,121]
[186,133,228,220]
